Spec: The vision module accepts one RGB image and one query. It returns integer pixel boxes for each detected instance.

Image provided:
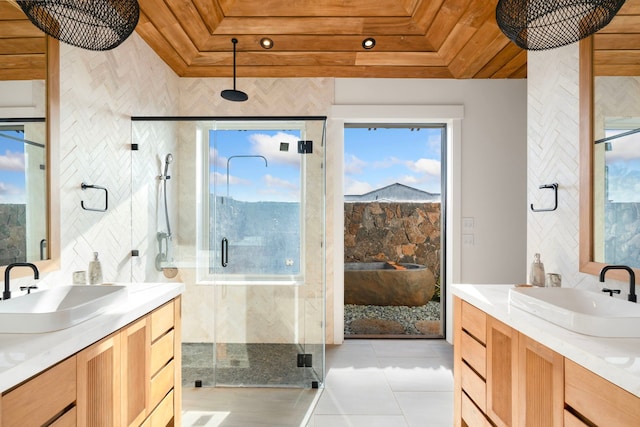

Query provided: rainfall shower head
[163,153,173,177]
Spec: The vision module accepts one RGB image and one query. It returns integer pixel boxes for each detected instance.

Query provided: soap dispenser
[529,253,545,287]
[88,252,103,285]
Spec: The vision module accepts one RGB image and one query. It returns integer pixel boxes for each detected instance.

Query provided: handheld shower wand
[162,153,173,180]
[162,154,173,237]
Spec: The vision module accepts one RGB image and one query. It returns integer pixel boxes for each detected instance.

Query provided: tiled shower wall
[33,34,179,289]
[527,45,628,292]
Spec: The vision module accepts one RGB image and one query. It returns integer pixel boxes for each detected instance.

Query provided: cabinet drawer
[461,391,491,427]
[564,410,590,427]
[49,406,76,427]
[150,359,174,410]
[461,301,486,344]
[150,389,174,427]
[151,329,174,376]
[461,331,486,378]
[2,355,76,427]
[461,361,486,412]
[151,301,174,342]
[565,358,640,426]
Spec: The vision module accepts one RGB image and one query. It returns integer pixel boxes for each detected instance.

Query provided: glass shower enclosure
[131,117,326,389]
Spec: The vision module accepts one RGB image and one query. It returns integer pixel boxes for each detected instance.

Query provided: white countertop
[0,282,184,393]
[452,284,640,398]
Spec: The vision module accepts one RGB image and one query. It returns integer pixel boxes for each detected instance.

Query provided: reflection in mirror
[580,3,640,278]
[0,120,47,264]
[0,2,59,275]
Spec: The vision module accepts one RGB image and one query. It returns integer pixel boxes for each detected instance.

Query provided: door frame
[329,105,464,343]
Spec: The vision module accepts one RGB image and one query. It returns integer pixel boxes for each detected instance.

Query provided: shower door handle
[221,237,229,267]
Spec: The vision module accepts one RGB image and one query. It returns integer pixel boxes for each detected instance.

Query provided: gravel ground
[344,301,442,335]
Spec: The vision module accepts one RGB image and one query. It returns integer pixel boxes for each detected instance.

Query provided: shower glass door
[208,118,325,388]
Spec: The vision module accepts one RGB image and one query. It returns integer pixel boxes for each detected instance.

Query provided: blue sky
[604,128,640,203]
[208,126,444,202]
[210,129,302,202]
[344,126,443,195]
[0,130,26,204]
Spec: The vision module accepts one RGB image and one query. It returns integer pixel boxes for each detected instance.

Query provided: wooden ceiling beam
[212,17,425,36]
[200,35,434,52]
[217,0,416,17]
[192,0,226,34]
[473,42,525,78]
[182,64,454,78]
[0,37,45,54]
[138,0,200,64]
[355,51,446,67]
[136,12,189,75]
[164,0,213,48]
[447,20,509,78]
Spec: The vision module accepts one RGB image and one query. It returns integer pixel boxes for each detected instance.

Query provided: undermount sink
[508,286,640,338]
[0,285,128,333]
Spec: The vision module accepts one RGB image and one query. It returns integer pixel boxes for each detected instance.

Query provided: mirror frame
[578,36,640,282]
[0,36,60,280]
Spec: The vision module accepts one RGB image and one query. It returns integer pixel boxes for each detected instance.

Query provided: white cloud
[0,181,25,203]
[344,154,367,175]
[263,174,298,191]
[0,150,25,172]
[344,178,374,195]
[209,147,227,169]
[372,157,403,169]
[249,132,300,166]
[406,158,441,176]
[209,171,250,187]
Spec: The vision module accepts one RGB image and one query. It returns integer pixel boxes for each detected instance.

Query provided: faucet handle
[19,285,38,295]
[602,288,621,297]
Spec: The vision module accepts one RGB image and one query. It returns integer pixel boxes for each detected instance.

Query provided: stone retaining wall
[344,202,441,283]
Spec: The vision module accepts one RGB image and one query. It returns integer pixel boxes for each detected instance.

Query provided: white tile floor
[308,339,454,427]
[182,339,454,427]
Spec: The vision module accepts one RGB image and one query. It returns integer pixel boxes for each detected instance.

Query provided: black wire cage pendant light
[496,0,627,51]
[18,0,140,51]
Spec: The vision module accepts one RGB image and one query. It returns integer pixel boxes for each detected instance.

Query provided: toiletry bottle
[88,252,103,285]
[529,253,545,287]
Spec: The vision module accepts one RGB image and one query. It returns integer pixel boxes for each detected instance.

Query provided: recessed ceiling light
[260,37,274,49]
[362,37,376,49]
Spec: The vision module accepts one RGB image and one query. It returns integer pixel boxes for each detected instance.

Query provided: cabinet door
[486,316,518,427]
[77,332,122,426]
[2,356,76,427]
[518,334,563,426]
[121,317,151,427]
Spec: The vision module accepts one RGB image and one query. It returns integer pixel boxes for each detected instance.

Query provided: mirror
[580,6,640,279]
[0,2,59,276]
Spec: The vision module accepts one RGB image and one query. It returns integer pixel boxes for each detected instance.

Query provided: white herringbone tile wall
[527,45,612,291]
[34,34,179,290]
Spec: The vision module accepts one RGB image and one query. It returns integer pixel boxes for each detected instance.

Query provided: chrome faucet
[599,265,637,303]
[3,262,39,300]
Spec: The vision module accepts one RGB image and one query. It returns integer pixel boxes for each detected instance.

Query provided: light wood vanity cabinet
[565,358,640,426]
[1,355,77,426]
[0,296,181,427]
[455,297,565,427]
[455,296,640,426]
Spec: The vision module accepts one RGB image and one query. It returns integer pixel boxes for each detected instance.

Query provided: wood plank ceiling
[136,0,528,79]
[3,0,639,81]
[0,1,46,80]
[593,0,640,76]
